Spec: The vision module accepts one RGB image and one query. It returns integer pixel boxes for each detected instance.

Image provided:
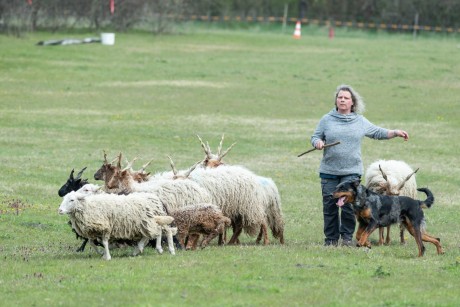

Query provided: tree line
[1,0,459,35]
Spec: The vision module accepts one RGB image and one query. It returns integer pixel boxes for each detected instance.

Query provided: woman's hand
[395,130,409,141]
[315,140,325,149]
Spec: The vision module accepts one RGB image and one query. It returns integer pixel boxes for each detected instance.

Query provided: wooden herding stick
[297,141,341,157]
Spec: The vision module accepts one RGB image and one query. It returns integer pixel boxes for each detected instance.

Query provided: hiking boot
[324,240,338,247]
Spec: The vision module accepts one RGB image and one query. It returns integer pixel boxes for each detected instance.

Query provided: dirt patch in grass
[100,80,229,88]
[0,196,32,215]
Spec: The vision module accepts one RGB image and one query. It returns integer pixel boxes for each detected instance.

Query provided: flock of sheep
[57,134,422,260]
[58,135,285,260]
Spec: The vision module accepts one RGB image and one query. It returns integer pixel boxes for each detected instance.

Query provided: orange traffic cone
[293,21,301,39]
[329,26,335,39]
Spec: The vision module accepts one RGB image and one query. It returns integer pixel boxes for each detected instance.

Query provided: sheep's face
[106,168,130,190]
[203,157,223,168]
[58,177,83,197]
[58,168,88,197]
[106,176,119,190]
[197,134,235,168]
[378,177,401,196]
[94,163,117,182]
[58,192,80,215]
[132,171,150,183]
[77,183,101,195]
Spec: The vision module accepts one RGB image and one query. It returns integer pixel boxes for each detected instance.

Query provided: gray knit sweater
[310,109,389,176]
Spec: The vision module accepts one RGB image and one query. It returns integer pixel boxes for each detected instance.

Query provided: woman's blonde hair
[334,84,365,114]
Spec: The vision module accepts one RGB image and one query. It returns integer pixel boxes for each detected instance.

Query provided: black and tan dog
[332,180,443,257]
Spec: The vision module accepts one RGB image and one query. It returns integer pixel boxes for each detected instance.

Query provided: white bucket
[101,33,115,45]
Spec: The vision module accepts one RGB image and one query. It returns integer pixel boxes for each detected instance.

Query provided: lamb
[364,160,418,245]
[58,191,177,260]
[169,204,231,250]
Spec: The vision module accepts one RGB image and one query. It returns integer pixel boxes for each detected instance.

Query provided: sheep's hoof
[156,248,164,254]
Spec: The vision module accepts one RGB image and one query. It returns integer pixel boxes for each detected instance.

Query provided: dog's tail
[417,188,434,209]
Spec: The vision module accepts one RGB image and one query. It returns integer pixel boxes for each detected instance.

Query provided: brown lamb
[169,204,231,250]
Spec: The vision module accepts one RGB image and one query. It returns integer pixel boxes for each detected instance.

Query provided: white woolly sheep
[169,204,231,250]
[256,176,285,244]
[364,159,418,245]
[58,169,95,253]
[76,182,183,251]
[58,191,176,260]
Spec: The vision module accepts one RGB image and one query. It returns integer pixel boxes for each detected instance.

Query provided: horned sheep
[58,191,177,260]
[364,159,418,245]
[58,167,88,197]
[197,134,285,245]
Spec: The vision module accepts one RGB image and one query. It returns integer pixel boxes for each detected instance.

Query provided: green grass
[1,26,460,306]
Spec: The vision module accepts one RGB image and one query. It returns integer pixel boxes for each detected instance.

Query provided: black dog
[332,180,443,257]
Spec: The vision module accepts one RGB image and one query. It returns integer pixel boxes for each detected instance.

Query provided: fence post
[282,4,288,33]
[413,12,419,39]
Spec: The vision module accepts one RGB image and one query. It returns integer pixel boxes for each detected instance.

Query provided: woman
[310,84,408,246]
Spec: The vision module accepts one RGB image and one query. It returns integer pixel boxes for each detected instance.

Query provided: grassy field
[1,25,459,306]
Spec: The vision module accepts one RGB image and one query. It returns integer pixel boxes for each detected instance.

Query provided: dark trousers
[320,174,360,244]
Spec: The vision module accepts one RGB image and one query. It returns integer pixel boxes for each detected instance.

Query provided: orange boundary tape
[185,15,459,33]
